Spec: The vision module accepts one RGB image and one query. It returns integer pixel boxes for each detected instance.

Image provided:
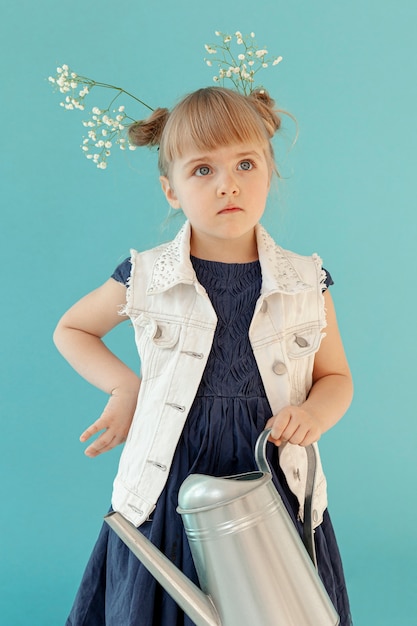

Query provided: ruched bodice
[191,256,267,399]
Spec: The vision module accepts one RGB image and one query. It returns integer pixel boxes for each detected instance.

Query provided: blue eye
[238,160,253,171]
[195,165,211,176]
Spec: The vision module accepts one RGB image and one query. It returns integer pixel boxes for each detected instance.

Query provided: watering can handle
[255,428,318,567]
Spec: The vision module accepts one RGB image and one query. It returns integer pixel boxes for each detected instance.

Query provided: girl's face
[160,142,271,262]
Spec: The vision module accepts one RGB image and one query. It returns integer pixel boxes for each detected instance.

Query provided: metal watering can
[105,429,340,626]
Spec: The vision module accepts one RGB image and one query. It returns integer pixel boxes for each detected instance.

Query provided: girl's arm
[53,278,141,457]
[266,290,353,446]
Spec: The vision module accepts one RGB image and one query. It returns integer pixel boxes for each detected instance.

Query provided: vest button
[295,335,309,348]
[272,361,287,375]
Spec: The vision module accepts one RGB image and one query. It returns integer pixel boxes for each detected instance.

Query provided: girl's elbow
[53,320,65,352]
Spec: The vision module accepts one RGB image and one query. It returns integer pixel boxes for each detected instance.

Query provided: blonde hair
[129,87,283,176]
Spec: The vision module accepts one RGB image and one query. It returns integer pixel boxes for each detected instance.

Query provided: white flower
[92,107,101,115]
[255,49,268,58]
[272,56,283,65]
[98,161,107,169]
[206,60,212,66]
[238,54,245,60]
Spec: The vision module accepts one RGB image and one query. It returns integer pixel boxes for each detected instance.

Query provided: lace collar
[146,221,316,295]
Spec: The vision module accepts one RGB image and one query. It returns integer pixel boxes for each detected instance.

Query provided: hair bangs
[159,88,271,174]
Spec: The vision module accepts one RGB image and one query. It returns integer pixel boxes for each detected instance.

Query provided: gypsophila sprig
[48,65,154,169]
[204,31,283,94]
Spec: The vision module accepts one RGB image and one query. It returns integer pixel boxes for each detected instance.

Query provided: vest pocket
[133,313,181,380]
[285,326,324,404]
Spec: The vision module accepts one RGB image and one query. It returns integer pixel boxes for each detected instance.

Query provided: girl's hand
[265,406,322,447]
[80,388,139,457]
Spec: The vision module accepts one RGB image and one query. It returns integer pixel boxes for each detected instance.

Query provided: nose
[216,172,239,197]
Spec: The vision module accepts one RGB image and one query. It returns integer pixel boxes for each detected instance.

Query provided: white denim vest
[112,221,328,528]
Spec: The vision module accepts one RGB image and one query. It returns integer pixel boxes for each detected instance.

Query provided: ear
[159,176,181,209]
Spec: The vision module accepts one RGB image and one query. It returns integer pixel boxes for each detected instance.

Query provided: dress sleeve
[322,268,334,291]
[111,257,131,286]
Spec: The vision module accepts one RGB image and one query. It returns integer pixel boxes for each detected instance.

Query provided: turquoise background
[1,0,416,624]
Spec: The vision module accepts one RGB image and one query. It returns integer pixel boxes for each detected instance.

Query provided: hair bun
[248,88,282,137]
[128,107,170,147]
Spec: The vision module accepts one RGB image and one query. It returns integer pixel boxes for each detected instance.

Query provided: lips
[218,206,242,214]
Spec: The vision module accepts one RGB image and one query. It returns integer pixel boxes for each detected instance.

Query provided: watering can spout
[104,511,221,626]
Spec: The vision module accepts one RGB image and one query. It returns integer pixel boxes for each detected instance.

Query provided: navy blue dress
[66,257,352,626]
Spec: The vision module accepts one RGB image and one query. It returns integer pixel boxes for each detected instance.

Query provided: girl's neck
[190,232,259,263]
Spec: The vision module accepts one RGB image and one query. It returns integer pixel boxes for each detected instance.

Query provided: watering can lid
[177,471,271,513]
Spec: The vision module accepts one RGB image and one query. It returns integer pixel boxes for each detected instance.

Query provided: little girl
[54,86,353,625]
